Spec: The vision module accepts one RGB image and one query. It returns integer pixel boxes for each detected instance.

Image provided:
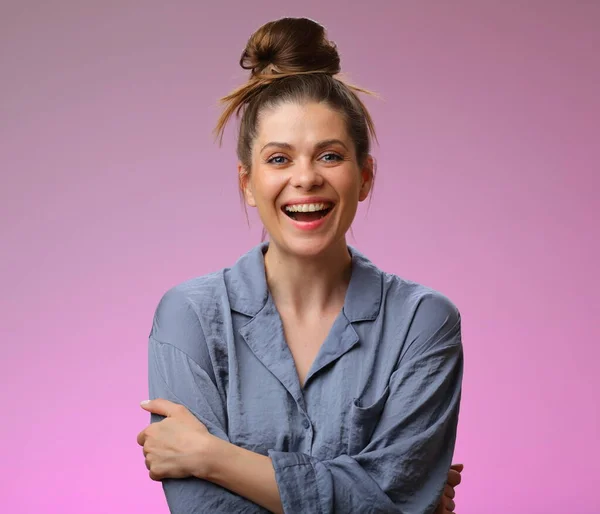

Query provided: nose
[289,160,324,190]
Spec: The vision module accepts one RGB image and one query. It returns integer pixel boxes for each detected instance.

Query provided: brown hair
[214,17,378,171]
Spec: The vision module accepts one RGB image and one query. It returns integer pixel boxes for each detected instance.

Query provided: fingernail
[140,400,150,405]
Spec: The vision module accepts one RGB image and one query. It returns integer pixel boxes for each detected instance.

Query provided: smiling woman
[137,17,464,514]
[240,101,372,259]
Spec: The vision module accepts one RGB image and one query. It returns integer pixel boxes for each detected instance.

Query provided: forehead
[255,101,349,146]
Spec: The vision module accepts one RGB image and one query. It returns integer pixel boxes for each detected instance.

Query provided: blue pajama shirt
[147,243,463,513]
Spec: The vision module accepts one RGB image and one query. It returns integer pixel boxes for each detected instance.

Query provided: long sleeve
[147,289,268,514]
[267,293,464,514]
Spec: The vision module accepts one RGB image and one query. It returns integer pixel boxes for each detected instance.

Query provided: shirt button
[302,419,310,429]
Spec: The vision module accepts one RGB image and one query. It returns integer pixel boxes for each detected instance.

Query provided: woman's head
[215,17,378,257]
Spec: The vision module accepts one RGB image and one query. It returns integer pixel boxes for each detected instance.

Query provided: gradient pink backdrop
[2,2,598,513]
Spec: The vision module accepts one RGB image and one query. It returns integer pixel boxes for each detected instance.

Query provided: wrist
[194,433,230,480]
[194,437,283,514]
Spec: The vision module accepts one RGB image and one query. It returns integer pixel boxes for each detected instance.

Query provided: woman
[137,17,464,514]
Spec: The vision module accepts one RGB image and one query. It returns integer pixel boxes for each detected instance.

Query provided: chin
[274,233,346,259]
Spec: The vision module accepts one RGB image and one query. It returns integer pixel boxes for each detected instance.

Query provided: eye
[266,155,289,165]
[320,152,343,163]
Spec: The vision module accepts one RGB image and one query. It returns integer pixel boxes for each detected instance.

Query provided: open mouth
[282,202,334,222]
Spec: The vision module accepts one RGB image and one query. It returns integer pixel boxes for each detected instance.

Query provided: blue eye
[267,155,288,165]
[321,153,342,162]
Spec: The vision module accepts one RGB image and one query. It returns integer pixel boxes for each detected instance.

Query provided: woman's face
[239,101,373,258]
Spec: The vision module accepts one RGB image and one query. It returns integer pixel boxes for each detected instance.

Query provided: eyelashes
[320,153,344,163]
[266,155,288,165]
[265,152,344,165]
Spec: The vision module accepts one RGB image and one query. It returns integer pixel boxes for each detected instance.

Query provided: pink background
[2,2,598,513]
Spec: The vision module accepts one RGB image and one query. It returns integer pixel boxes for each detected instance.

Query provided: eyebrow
[259,139,349,153]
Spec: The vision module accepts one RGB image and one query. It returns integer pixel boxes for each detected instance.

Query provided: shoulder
[380,271,462,355]
[392,273,459,324]
[149,270,227,352]
[153,270,225,324]
[381,271,460,324]
[149,244,267,344]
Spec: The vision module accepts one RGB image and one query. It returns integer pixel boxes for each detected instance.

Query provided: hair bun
[240,17,341,77]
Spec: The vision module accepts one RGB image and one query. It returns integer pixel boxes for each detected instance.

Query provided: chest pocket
[347,386,390,456]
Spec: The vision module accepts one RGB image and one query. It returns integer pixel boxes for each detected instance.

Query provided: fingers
[138,419,164,482]
[145,453,165,482]
[148,462,162,481]
[450,463,464,473]
[136,429,146,446]
[438,482,457,514]
[440,491,456,513]
[140,398,179,417]
[448,469,462,487]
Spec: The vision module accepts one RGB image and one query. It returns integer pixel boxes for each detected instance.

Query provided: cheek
[256,172,286,200]
[336,174,362,203]
[249,175,286,215]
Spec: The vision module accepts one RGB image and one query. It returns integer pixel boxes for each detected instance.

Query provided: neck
[263,239,352,317]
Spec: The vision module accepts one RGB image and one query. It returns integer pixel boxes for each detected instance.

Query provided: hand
[136,399,213,481]
[435,463,463,513]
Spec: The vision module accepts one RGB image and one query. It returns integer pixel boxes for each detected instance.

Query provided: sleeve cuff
[268,450,327,514]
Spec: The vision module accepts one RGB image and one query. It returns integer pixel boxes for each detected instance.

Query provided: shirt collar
[225,242,382,322]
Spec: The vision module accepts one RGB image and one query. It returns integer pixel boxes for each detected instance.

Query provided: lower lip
[284,209,333,231]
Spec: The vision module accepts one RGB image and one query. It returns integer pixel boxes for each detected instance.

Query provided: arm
[200,293,464,514]
[147,290,269,514]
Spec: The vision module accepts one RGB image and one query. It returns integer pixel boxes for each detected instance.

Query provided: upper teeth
[285,203,329,213]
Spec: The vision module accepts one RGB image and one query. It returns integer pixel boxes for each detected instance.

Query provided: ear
[238,163,256,207]
[358,155,374,202]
